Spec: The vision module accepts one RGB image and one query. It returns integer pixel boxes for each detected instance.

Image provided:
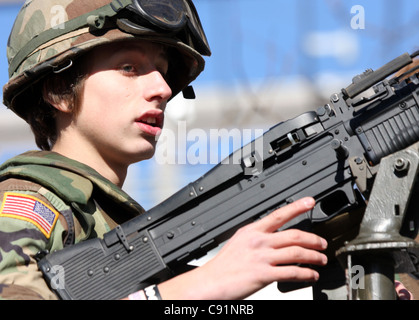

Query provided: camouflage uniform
[1,0,209,300]
[0,151,145,299]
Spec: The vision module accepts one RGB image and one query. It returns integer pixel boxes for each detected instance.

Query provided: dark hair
[20,60,87,151]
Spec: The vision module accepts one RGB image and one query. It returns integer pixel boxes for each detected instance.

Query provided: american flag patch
[0,192,59,238]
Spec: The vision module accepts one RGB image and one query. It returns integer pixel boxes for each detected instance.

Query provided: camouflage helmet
[3,0,211,120]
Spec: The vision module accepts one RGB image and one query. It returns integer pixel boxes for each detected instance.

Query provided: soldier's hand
[158,197,328,300]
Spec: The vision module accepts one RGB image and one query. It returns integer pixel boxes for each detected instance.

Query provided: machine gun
[38,51,419,300]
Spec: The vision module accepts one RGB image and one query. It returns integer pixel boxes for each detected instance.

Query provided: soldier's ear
[41,80,73,114]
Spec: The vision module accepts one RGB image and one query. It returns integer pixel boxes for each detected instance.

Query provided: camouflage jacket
[0,151,145,299]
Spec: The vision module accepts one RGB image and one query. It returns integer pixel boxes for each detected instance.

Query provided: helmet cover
[3,0,211,120]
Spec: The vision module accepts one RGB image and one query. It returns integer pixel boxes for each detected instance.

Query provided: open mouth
[139,117,159,127]
[135,112,164,136]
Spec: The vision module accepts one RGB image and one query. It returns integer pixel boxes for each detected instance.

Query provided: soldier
[0,0,330,300]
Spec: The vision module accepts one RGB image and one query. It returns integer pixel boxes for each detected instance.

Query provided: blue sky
[1,0,419,90]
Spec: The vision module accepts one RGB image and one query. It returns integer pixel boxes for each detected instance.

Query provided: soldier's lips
[135,110,164,137]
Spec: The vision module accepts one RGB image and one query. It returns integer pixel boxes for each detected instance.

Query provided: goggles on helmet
[9,0,211,78]
[120,0,210,55]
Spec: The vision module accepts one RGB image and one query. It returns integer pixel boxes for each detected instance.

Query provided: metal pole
[351,254,396,300]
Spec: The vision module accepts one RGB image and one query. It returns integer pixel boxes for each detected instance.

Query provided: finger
[272,265,320,283]
[257,197,315,233]
[270,246,328,267]
[269,229,327,251]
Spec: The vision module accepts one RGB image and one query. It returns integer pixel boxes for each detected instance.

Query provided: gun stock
[38,52,419,300]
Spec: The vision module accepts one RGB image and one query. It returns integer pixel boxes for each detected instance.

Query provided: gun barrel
[343,53,412,99]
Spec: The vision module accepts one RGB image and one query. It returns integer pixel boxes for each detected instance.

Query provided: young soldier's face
[73,40,172,167]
